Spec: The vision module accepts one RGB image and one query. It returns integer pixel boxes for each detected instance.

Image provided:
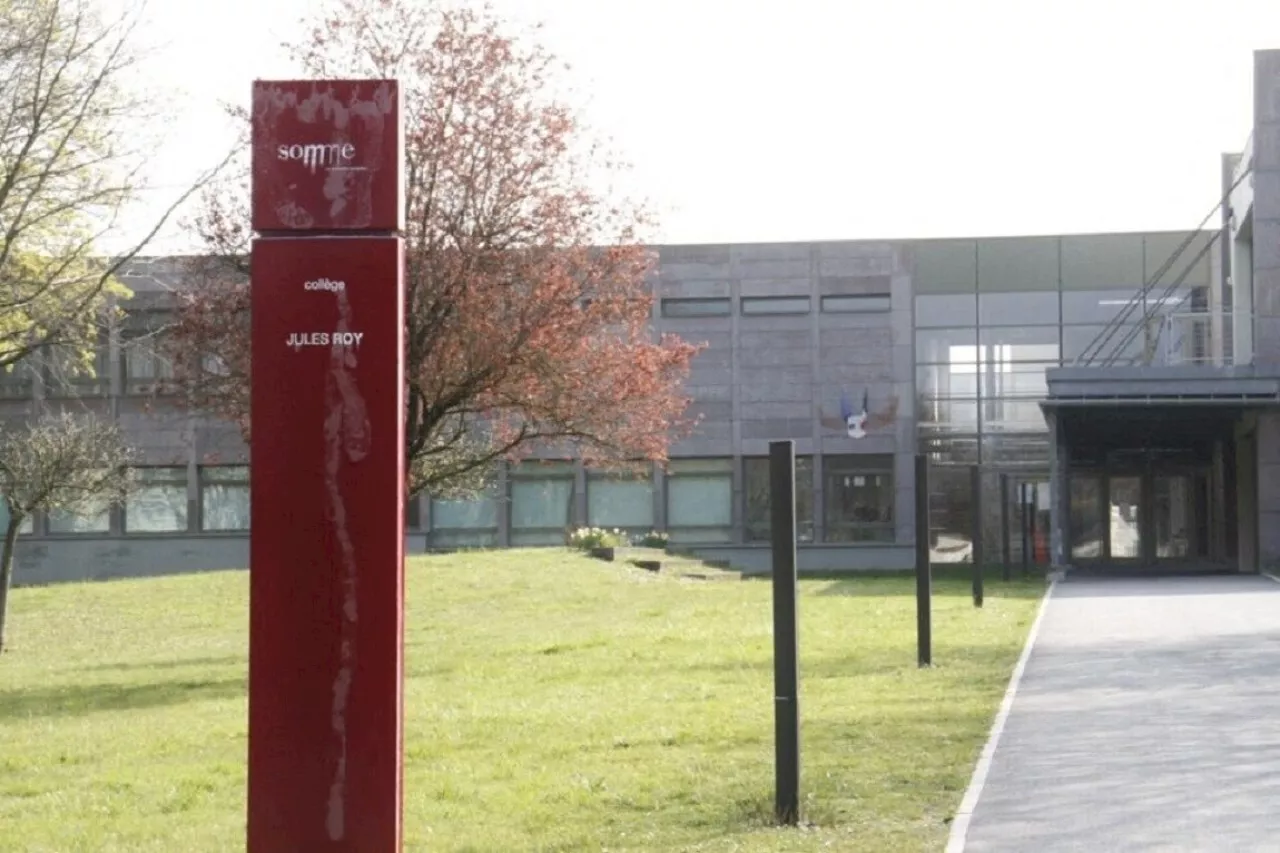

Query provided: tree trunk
[0,517,21,654]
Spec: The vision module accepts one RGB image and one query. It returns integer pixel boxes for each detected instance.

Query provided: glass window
[978,291,1059,326]
[822,294,890,313]
[976,236,1060,292]
[47,497,111,534]
[661,298,731,318]
[510,461,575,546]
[824,455,894,543]
[1061,324,1148,365]
[1061,234,1144,290]
[979,361,1053,399]
[43,341,109,397]
[586,469,654,531]
[1070,474,1104,560]
[430,485,499,548]
[917,363,979,398]
[915,294,976,327]
[0,363,34,399]
[123,333,176,395]
[743,456,814,543]
[916,328,977,365]
[405,495,421,530]
[200,466,249,531]
[911,241,976,294]
[982,434,1051,467]
[665,458,733,543]
[1061,290,1145,325]
[742,296,810,315]
[918,398,979,433]
[924,465,974,564]
[125,467,188,532]
[978,326,1060,363]
[981,398,1048,432]
[921,435,980,467]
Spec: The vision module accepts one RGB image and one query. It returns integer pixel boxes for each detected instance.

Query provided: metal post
[915,454,932,667]
[1030,484,1040,570]
[1021,483,1032,578]
[971,465,984,607]
[768,440,800,826]
[1000,473,1011,581]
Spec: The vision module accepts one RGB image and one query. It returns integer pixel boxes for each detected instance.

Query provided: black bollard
[915,454,932,667]
[769,440,800,825]
[971,465,984,608]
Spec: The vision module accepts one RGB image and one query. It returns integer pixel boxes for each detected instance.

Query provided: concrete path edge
[944,578,1058,853]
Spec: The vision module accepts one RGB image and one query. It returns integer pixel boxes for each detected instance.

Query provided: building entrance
[1068,457,1228,570]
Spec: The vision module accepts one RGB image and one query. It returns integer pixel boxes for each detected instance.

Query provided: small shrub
[634,530,669,549]
[568,527,626,551]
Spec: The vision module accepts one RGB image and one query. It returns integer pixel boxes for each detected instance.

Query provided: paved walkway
[954,573,1280,852]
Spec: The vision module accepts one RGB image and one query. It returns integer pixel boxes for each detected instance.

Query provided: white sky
[117,0,1280,254]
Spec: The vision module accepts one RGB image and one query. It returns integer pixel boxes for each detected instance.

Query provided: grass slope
[0,551,1044,852]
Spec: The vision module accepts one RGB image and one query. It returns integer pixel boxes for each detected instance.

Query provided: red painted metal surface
[248,235,405,851]
[251,79,403,233]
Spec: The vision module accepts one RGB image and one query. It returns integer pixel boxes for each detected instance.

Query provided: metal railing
[1157,311,1229,367]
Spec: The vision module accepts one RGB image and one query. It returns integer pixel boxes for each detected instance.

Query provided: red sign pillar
[248,79,405,852]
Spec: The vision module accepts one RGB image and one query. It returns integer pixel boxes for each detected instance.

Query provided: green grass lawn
[0,551,1045,852]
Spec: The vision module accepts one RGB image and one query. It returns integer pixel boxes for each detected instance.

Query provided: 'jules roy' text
[287,332,365,348]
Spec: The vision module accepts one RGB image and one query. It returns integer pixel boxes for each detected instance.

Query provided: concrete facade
[13,49,1280,584]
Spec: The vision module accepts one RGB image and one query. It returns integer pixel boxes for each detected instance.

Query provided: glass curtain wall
[913,232,1216,565]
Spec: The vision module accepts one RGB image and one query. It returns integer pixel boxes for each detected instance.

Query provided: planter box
[589,547,615,562]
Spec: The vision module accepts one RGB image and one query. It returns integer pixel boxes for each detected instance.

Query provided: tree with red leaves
[169,0,700,496]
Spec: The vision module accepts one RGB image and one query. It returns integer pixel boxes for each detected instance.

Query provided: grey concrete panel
[738,314,814,332]
[816,313,898,331]
[1255,124,1280,170]
[730,243,811,262]
[738,375,815,402]
[1256,49,1280,123]
[1252,221,1280,271]
[656,244,731,263]
[686,366,733,386]
[819,434,896,455]
[818,275,892,296]
[817,257,896,278]
[813,241,896,260]
[817,364,895,385]
[739,438,816,457]
[659,279,731,297]
[740,418,812,440]
[735,260,812,279]
[738,401,814,419]
[685,384,733,403]
[688,401,733,422]
[736,346,812,368]
[1253,173,1280,222]
[740,329,811,349]
[738,278,812,297]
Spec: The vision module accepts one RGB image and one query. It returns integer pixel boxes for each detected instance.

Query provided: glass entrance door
[1108,476,1142,560]
[1153,473,1206,560]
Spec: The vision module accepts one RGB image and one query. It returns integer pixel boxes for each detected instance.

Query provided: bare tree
[0,0,229,387]
[0,412,134,652]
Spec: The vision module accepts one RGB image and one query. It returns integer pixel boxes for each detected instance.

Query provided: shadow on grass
[75,655,245,674]
[0,676,246,720]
